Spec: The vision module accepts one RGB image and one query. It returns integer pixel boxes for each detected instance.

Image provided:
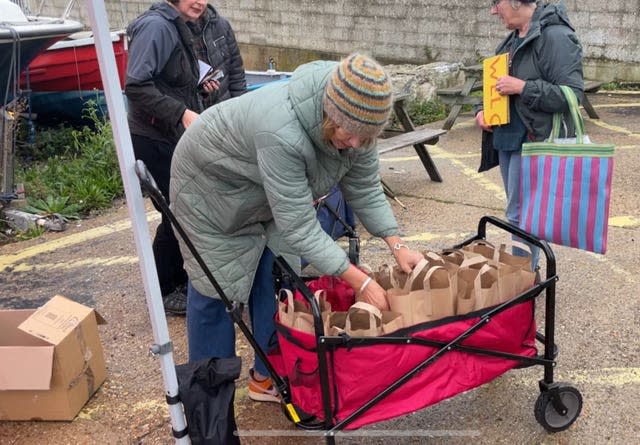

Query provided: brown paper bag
[424,265,456,319]
[375,264,394,290]
[497,243,536,295]
[494,261,522,303]
[277,289,332,334]
[343,301,403,337]
[390,265,409,289]
[456,277,475,315]
[474,264,500,310]
[462,239,499,261]
[456,260,499,314]
[459,245,522,303]
[387,258,432,327]
[459,254,489,271]
[439,248,467,266]
[363,263,396,291]
[326,311,348,336]
[344,302,380,336]
[423,251,459,298]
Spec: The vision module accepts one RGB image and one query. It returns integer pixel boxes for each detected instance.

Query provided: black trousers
[132,133,188,295]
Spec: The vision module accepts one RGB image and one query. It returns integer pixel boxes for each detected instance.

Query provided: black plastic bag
[176,357,242,445]
[478,130,499,173]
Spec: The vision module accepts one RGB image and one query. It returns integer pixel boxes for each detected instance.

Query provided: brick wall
[61,0,640,81]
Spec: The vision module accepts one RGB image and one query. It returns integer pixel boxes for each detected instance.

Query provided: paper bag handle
[349,301,383,319]
[402,258,430,292]
[345,301,381,334]
[423,265,452,290]
[473,264,497,291]
[459,254,488,269]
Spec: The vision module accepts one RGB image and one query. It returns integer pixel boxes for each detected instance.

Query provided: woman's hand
[475,110,492,132]
[340,264,390,311]
[200,79,221,94]
[356,278,389,311]
[495,75,526,96]
[393,245,424,274]
[384,236,423,274]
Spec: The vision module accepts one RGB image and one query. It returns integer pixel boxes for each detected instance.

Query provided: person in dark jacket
[475,0,583,268]
[125,0,246,314]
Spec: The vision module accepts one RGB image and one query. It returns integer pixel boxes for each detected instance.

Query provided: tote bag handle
[550,85,586,143]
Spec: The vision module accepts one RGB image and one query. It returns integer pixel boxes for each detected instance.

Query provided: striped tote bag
[519,85,614,254]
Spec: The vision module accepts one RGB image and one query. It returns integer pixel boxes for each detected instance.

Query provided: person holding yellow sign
[474,0,583,268]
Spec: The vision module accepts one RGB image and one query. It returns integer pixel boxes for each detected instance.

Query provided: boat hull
[245,70,291,91]
[1,4,83,103]
[21,31,128,92]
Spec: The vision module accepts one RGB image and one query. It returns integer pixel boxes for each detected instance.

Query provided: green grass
[15,103,123,215]
[601,81,640,91]
[1,102,124,243]
[390,98,449,128]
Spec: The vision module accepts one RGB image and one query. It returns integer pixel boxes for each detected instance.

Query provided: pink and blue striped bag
[519,85,614,254]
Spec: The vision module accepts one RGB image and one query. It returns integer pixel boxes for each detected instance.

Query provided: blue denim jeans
[498,150,540,270]
[186,249,277,377]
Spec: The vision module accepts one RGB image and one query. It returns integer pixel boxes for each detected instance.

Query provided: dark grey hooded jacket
[492,1,584,140]
[125,2,246,145]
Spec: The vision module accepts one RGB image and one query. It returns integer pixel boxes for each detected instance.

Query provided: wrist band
[358,276,373,295]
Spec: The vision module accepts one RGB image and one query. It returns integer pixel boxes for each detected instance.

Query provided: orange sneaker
[248,369,280,403]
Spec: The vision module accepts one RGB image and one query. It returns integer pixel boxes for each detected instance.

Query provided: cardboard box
[0,295,106,420]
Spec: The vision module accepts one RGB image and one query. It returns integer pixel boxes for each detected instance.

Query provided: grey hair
[510,0,537,9]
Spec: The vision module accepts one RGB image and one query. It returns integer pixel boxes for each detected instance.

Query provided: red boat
[20,30,128,91]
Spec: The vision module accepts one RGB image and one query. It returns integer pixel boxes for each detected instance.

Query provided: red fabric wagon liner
[271,299,536,430]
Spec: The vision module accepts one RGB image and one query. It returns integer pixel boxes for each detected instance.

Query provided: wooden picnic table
[436,64,602,130]
[378,92,447,182]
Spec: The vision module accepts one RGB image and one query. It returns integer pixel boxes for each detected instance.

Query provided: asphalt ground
[0,90,638,444]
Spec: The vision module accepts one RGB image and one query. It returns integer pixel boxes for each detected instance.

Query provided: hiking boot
[248,369,280,403]
[163,284,187,316]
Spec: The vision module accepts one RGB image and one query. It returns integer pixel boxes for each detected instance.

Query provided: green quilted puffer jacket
[170,60,399,302]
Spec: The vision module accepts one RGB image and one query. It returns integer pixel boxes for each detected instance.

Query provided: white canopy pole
[83,1,189,442]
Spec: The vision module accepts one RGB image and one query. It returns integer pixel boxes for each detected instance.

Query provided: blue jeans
[498,150,540,270]
[187,249,277,377]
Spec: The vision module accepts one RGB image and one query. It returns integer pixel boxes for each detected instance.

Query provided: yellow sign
[483,53,510,126]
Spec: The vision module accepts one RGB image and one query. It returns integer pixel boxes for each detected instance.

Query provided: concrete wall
[49,0,640,82]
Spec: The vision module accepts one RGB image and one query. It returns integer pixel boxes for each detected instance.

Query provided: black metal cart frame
[277,215,582,443]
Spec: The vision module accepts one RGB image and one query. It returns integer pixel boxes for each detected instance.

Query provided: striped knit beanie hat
[323,53,393,139]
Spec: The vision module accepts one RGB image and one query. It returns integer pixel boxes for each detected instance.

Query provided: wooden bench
[436,69,603,129]
[436,65,484,130]
[581,80,603,119]
[377,127,446,154]
[381,93,448,182]
[375,126,446,206]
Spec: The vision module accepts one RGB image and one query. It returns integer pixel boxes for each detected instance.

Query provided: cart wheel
[534,384,582,432]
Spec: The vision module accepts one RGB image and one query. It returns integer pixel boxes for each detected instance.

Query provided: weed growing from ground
[22,195,81,222]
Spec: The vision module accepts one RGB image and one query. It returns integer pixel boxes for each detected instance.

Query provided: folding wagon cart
[272,216,583,443]
[137,157,582,443]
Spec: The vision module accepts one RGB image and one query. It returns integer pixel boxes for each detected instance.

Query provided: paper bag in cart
[340,302,403,337]
[278,289,332,334]
[386,259,432,326]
